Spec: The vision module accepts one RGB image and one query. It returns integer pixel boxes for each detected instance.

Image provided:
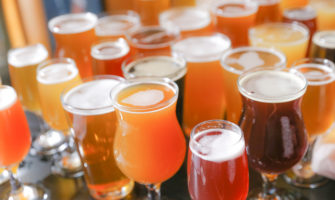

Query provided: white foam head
[172,35,231,62]
[63,79,122,115]
[95,14,140,36]
[213,0,258,17]
[159,7,211,32]
[313,31,335,49]
[238,70,307,103]
[91,38,130,60]
[8,44,48,68]
[256,0,280,6]
[37,62,78,85]
[283,6,316,21]
[0,86,17,111]
[121,89,164,107]
[190,129,245,162]
[49,12,97,34]
[124,56,186,81]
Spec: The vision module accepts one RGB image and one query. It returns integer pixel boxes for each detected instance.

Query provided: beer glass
[122,54,186,125]
[172,34,231,136]
[91,38,131,77]
[49,12,97,78]
[0,85,47,200]
[238,67,308,199]
[61,75,134,199]
[95,10,141,41]
[212,0,258,47]
[159,7,214,38]
[37,58,82,177]
[133,0,170,25]
[310,0,335,31]
[249,22,309,66]
[310,30,335,62]
[126,25,180,56]
[221,46,286,124]
[112,78,186,199]
[285,58,335,188]
[255,0,281,24]
[188,120,249,200]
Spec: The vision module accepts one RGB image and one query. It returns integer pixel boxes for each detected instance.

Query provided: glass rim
[283,5,317,21]
[220,46,287,75]
[48,12,98,34]
[111,77,179,113]
[189,119,244,157]
[291,57,335,85]
[125,25,181,49]
[249,22,310,46]
[212,0,259,18]
[312,30,335,49]
[90,38,130,60]
[121,54,187,81]
[61,75,125,116]
[237,67,308,103]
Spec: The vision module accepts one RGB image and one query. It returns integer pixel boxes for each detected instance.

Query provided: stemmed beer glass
[238,67,308,199]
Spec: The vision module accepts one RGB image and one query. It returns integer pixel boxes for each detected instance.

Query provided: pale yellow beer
[8,44,48,113]
[37,58,81,131]
[311,0,335,30]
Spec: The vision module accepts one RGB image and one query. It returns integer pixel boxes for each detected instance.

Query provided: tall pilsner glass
[112,78,186,199]
[238,67,308,199]
[285,58,335,188]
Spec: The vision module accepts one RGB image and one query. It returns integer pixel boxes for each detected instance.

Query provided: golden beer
[8,44,48,113]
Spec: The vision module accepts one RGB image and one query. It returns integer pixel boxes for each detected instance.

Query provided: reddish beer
[188,120,249,200]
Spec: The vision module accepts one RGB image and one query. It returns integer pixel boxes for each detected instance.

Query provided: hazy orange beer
[49,12,97,78]
[159,7,213,38]
[95,11,141,41]
[126,25,180,55]
[8,44,48,113]
[280,0,309,10]
[112,78,186,197]
[255,0,281,24]
[221,47,286,124]
[310,0,335,30]
[133,0,170,25]
[172,35,231,136]
[91,38,130,77]
[62,76,134,199]
[213,0,258,47]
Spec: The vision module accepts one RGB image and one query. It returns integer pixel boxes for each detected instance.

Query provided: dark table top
[1,112,335,200]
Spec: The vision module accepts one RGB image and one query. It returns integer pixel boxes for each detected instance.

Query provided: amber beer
[8,44,48,113]
[91,38,130,77]
[62,76,134,199]
[310,31,335,62]
[122,55,186,124]
[49,12,97,78]
[255,0,281,24]
[133,0,170,25]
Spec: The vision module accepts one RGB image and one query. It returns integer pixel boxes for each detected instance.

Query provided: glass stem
[261,173,278,198]
[146,183,161,200]
[7,168,23,196]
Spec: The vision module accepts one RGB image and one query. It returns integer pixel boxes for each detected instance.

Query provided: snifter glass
[238,67,308,199]
[285,58,335,188]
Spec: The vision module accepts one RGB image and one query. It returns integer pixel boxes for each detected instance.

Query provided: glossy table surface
[1,112,335,200]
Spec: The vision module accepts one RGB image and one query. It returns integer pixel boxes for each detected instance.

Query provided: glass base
[0,184,49,200]
[31,129,67,156]
[284,171,328,189]
[89,180,134,200]
[247,187,297,200]
[0,170,9,185]
[51,150,83,178]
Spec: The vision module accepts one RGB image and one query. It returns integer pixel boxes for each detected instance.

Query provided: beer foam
[63,79,121,115]
[8,44,48,68]
[313,31,335,49]
[172,35,231,62]
[125,56,186,81]
[283,6,316,21]
[257,0,279,6]
[294,63,335,86]
[0,86,17,111]
[227,51,265,71]
[49,13,97,34]
[190,129,245,162]
[91,39,130,60]
[122,89,164,107]
[159,7,211,31]
[214,1,258,17]
[239,70,306,103]
[95,15,140,36]
[37,63,78,85]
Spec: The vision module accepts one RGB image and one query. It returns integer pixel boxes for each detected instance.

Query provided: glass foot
[51,150,83,178]
[88,180,134,200]
[0,170,9,185]
[284,170,328,189]
[247,187,297,200]
[0,184,49,200]
[31,129,67,156]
